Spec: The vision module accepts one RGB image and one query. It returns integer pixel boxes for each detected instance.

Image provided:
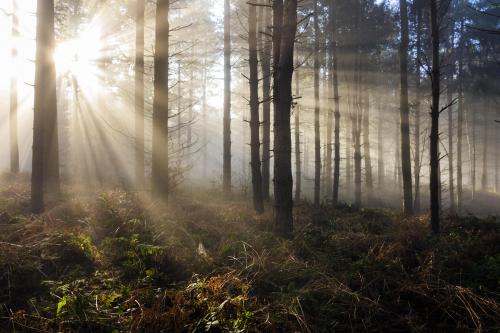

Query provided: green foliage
[1,187,499,332]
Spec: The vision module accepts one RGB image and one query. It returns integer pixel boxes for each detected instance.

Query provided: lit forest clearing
[0,0,499,332]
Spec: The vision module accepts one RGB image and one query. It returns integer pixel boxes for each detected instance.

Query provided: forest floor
[0,175,499,332]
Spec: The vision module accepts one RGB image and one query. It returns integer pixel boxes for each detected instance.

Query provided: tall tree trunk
[177,62,182,145]
[481,107,488,190]
[32,0,56,212]
[135,0,145,188]
[42,0,60,197]
[248,3,264,214]
[446,24,456,213]
[313,0,321,207]
[353,3,362,208]
[472,104,476,198]
[273,0,296,236]
[447,61,455,213]
[202,48,208,177]
[429,0,441,233]
[414,3,422,212]
[378,99,384,188]
[294,58,301,202]
[223,0,232,196]
[399,0,413,215]
[346,91,352,200]
[10,0,19,174]
[331,0,341,205]
[362,85,373,200]
[457,20,464,210]
[152,0,170,198]
[259,2,272,201]
[187,48,193,149]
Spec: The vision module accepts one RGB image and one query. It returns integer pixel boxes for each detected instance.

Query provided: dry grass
[0,180,499,332]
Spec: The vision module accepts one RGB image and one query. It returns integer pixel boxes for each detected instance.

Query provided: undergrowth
[0,182,499,332]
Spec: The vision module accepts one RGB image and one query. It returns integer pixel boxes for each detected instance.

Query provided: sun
[54,25,102,80]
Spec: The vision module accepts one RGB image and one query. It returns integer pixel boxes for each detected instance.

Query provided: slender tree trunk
[399,0,413,215]
[481,107,488,190]
[248,3,264,214]
[362,86,373,200]
[152,0,170,197]
[294,59,301,202]
[188,49,193,149]
[457,20,464,210]
[177,63,182,146]
[496,108,499,193]
[352,70,362,208]
[273,0,296,236]
[42,0,60,197]
[447,61,456,213]
[446,24,456,213]
[430,0,441,233]
[135,0,145,188]
[202,49,208,177]
[259,2,272,201]
[472,104,476,198]
[331,0,341,205]
[223,0,232,196]
[414,3,422,212]
[378,99,384,188]
[346,92,352,199]
[10,0,19,174]
[313,0,321,207]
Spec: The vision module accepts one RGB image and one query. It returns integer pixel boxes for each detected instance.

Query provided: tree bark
[259,2,272,201]
[447,63,456,213]
[414,2,422,212]
[10,0,19,174]
[362,86,373,200]
[313,0,321,207]
[32,0,54,213]
[249,3,265,214]
[378,99,384,188]
[481,107,488,190]
[457,20,464,210]
[430,0,441,233]
[330,0,341,205]
[152,0,170,198]
[42,0,60,197]
[399,0,413,215]
[135,0,145,188]
[273,0,296,236]
[223,0,232,196]
[294,58,301,202]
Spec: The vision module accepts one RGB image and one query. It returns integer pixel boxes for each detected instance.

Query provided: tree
[294,56,301,202]
[429,0,441,233]
[248,2,265,214]
[399,0,413,215]
[446,28,456,214]
[10,0,19,174]
[362,82,373,200]
[273,0,297,236]
[456,19,464,210]
[223,0,232,197]
[259,1,272,201]
[313,0,321,207]
[43,0,60,197]
[413,0,423,212]
[32,0,58,212]
[135,0,145,188]
[330,0,341,205]
[152,0,170,198]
